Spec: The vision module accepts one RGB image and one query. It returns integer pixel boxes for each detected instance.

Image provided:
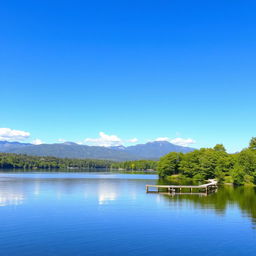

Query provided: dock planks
[146,179,217,194]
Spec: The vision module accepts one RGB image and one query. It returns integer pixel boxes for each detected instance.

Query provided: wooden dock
[146,179,217,194]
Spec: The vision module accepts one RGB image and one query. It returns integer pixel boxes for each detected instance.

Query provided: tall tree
[213,144,226,152]
[249,137,256,150]
[157,152,183,177]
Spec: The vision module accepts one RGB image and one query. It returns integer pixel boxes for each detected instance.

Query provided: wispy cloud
[84,132,138,147]
[57,138,66,143]
[170,138,196,147]
[154,137,196,147]
[127,138,138,143]
[32,139,43,145]
[0,128,30,141]
[155,137,170,142]
[0,127,195,149]
[85,132,122,147]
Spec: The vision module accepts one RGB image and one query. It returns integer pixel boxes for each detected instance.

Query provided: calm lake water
[0,172,256,256]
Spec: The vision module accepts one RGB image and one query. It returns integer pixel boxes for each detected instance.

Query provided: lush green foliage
[111,160,157,171]
[158,152,183,177]
[213,144,226,152]
[0,153,112,170]
[0,153,157,172]
[157,138,256,185]
[249,137,256,150]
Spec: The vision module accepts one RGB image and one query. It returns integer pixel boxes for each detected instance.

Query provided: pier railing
[146,179,217,194]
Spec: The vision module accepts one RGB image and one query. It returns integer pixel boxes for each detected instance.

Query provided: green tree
[179,149,216,179]
[231,165,245,185]
[249,137,256,150]
[213,144,226,152]
[157,152,183,177]
[178,150,199,178]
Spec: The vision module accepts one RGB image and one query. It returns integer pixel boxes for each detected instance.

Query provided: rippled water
[0,172,256,256]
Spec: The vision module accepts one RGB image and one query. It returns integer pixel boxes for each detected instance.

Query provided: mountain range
[0,140,195,161]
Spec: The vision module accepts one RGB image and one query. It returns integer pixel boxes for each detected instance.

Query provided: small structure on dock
[146,179,217,195]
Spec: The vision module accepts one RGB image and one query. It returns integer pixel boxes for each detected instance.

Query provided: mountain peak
[0,140,195,161]
[147,140,172,145]
[110,145,126,150]
[62,141,78,146]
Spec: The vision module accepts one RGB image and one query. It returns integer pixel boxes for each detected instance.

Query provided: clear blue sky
[1,0,256,152]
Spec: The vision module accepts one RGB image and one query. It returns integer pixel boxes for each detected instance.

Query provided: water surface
[0,172,255,256]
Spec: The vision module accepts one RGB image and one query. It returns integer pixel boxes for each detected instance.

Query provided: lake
[0,172,256,256]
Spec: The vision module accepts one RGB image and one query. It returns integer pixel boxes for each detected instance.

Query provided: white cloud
[85,132,122,147]
[32,139,43,145]
[0,128,30,141]
[170,138,196,147]
[127,138,138,143]
[155,137,170,142]
[153,137,196,147]
[84,132,138,147]
[57,138,66,143]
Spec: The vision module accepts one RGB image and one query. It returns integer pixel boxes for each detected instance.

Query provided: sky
[0,0,256,152]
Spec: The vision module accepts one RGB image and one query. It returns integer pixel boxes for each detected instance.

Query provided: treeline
[0,153,157,172]
[158,138,256,185]
[2,137,256,185]
[111,160,157,171]
[0,153,112,169]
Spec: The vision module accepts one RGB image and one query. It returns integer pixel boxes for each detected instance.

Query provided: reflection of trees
[161,185,256,226]
[1,174,256,228]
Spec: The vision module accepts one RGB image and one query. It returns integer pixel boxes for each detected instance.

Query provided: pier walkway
[146,179,217,194]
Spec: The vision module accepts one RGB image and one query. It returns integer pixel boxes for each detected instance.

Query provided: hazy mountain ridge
[0,141,32,152]
[0,140,195,161]
[124,141,194,159]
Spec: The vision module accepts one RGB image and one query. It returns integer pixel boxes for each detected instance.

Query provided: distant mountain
[62,141,78,146]
[0,140,195,161]
[6,143,138,161]
[109,145,126,150]
[0,141,32,152]
[123,141,195,159]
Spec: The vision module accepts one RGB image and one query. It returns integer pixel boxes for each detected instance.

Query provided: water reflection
[97,181,118,204]
[161,185,256,227]
[1,173,256,256]
[0,179,25,206]
[1,173,256,227]
[0,173,156,207]
[0,192,24,207]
